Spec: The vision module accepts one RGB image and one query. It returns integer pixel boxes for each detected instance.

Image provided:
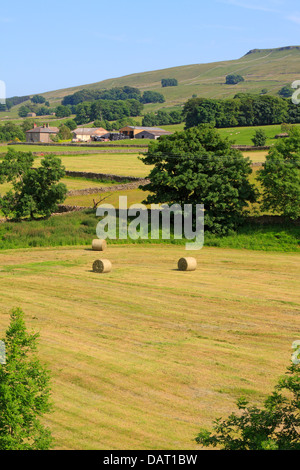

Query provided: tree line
[62,86,165,106]
[183,93,300,128]
[142,109,183,126]
[73,98,143,125]
[0,95,30,112]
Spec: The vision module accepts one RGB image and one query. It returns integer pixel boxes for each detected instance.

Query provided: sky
[1,0,300,97]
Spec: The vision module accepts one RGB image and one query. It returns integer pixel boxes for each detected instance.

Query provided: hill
[38,46,300,111]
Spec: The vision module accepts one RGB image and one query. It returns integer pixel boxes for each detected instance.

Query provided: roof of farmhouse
[26,125,59,133]
[73,127,107,135]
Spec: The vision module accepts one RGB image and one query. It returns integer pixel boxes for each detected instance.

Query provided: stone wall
[66,179,149,196]
[64,170,146,183]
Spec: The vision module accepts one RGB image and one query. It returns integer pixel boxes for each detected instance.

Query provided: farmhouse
[27,112,36,118]
[72,127,107,142]
[26,123,59,143]
[119,126,172,139]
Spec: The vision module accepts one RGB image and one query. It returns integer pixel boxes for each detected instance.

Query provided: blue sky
[1,0,300,97]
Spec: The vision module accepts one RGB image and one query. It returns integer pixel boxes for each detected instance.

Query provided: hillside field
[0,244,298,449]
[1,46,300,123]
[36,47,300,109]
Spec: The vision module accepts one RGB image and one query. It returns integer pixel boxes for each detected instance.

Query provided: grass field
[0,208,298,252]
[0,143,149,154]
[65,188,150,208]
[0,244,298,449]
[32,150,266,179]
[33,153,150,178]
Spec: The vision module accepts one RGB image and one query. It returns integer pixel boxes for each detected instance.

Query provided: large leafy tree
[0,149,68,219]
[0,122,25,142]
[225,73,244,84]
[257,127,300,219]
[252,128,267,147]
[140,125,257,234]
[0,308,53,450]
[195,360,300,450]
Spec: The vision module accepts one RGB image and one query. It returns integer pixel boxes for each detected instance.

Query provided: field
[33,153,150,178]
[0,243,298,449]
[0,128,299,450]
[0,145,270,211]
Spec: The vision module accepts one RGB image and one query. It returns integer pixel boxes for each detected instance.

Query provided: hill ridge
[245,45,300,56]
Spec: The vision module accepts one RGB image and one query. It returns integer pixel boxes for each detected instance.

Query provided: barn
[134,129,172,140]
[119,126,172,139]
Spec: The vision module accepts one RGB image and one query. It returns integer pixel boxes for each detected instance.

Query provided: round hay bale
[92,239,107,251]
[92,259,112,273]
[177,257,197,271]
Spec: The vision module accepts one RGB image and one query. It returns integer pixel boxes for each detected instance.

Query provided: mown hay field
[33,150,266,180]
[33,153,150,178]
[0,244,298,449]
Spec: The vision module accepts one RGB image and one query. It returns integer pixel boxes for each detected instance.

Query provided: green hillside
[39,46,300,110]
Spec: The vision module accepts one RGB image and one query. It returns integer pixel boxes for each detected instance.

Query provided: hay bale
[177,257,197,271]
[93,259,112,273]
[92,239,107,251]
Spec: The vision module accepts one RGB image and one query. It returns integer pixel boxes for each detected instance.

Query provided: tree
[63,119,77,131]
[161,78,178,87]
[55,105,71,118]
[226,74,244,85]
[0,149,68,219]
[257,127,300,219]
[31,94,46,104]
[278,85,293,98]
[21,119,35,133]
[140,124,257,234]
[252,128,267,146]
[58,124,72,141]
[0,308,52,449]
[195,358,300,450]
[0,122,25,142]
[140,91,165,104]
[18,105,31,118]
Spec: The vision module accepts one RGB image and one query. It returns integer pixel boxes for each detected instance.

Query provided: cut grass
[0,244,298,449]
[64,188,150,208]
[0,143,149,154]
[33,153,150,178]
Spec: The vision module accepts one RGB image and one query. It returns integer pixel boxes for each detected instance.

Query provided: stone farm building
[135,129,172,140]
[26,123,59,143]
[119,126,172,139]
[72,127,107,142]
